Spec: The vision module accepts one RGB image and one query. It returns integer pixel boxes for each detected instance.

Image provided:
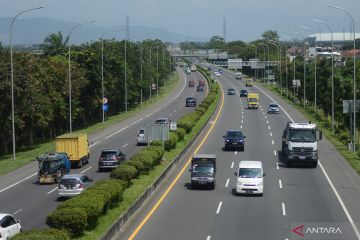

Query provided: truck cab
[282,122,322,167]
[247,93,259,109]
[189,154,216,189]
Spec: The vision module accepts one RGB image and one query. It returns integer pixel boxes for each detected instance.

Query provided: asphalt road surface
[0,67,209,230]
[116,67,360,240]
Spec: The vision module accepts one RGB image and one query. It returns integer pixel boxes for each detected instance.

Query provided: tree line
[0,33,173,154]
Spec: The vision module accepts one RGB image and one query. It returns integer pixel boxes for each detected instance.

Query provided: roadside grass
[0,73,179,177]
[76,80,220,240]
[259,82,360,175]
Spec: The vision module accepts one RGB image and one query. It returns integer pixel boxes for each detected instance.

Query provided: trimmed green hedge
[46,208,87,236]
[175,127,186,141]
[12,229,70,240]
[44,78,219,238]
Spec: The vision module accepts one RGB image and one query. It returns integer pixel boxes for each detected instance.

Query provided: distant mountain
[0,17,204,46]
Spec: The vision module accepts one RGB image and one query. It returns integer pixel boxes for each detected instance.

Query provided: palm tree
[41,31,69,56]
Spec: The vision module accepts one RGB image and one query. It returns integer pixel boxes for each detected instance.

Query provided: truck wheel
[312,161,318,168]
[78,159,83,168]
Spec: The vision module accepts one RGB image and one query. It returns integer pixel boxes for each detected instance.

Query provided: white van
[235,161,264,196]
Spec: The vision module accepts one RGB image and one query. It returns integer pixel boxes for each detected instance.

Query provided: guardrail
[101,68,219,240]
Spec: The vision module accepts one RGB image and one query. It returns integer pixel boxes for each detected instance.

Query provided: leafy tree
[209,36,226,50]
[41,31,69,56]
[262,30,279,42]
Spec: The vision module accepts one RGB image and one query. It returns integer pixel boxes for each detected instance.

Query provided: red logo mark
[292,225,305,237]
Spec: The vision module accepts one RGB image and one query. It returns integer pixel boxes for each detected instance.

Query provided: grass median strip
[0,72,179,177]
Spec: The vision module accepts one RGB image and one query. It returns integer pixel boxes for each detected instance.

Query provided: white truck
[281,122,322,168]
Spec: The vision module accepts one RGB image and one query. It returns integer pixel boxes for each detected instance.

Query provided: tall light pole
[100,28,122,123]
[291,30,307,108]
[310,18,334,132]
[298,25,318,112]
[246,43,257,79]
[10,6,43,161]
[329,5,356,151]
[280,38,289,97]
[269,40,282,93]
[68,20,94,133]
[283,35,296,98]
[257,43,267,81]
[149,43,161,99]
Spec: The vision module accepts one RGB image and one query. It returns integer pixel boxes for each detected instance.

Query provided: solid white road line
[225,179,230,188]
[282,202,286,216]
[89,141,100,148]
[105,126,129,139]
[12,209,23,215]
[274,150,277,156]
[47,187,58,195]
[318,161,360,238]
[216,201,223,214]
[231,162,234,169]
[0,172,37,193]
[279,180,283,189]
[80,166,92,174]
[122,143,129,148]
[254,83,360,238]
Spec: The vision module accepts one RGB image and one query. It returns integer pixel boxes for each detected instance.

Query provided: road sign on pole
[103,103,109,112]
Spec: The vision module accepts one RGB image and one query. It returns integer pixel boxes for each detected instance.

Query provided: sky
[0,0,359,42]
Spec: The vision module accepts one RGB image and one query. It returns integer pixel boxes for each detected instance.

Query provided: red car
[188,80,195,87]
[199,80,205,86]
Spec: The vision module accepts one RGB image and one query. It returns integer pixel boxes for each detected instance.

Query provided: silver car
[57,174,92,200]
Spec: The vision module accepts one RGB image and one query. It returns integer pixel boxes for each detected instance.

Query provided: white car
[235,161,264,196]
[0,214,21,239]
[137,128,147,145]
[214,71,221,76]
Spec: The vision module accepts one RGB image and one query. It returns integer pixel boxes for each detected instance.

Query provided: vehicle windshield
[60,178,79,186]
[139,129,144,134]
[289,129,316,142]
[39,160,62,173]
[155,119,167,124]
[226,131,243,138]
[238,168,262,178]
[241,90,247,93]
[192,164,214,174]
[100,151,117,158]
[269,104,278,108]
[249,98,257,102]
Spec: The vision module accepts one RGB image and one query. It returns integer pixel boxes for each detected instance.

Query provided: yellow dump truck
[55,133,90,168]
[247,93,259,109]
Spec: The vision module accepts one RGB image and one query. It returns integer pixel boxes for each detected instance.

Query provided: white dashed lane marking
[216,201,223,214]
[231,162,234,168]
[225,179,230,188]
[282,203,286,216]
[279,180,283,189]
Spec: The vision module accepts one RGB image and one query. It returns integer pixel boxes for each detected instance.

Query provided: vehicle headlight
[226,139,230,142]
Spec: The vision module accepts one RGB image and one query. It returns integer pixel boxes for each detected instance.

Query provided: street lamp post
[280,38,289,97]
[246,43,258,79]
[10,6,43,161]
[100,28,122,123]
[68,20,95,133]
[291,30,307,108]
[269,40,282,93]
[283,36,296,98]
[149,43,161,100]
[258,43,267,82]
[298,25,318,112]
[310,18,334,133]
[329,5,356,151]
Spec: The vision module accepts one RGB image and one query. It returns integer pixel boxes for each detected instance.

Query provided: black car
[223,130,246,151]
[197,85,204,92]
[185,97,197,107]
[227,88,236,95]
[98,149,126,171]
[240,89,248,97]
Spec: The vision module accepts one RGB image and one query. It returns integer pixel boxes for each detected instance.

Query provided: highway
[117,67,360,240]
[0,67,209,230]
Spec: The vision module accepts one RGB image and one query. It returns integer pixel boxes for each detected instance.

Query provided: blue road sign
[103,103,109,112]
